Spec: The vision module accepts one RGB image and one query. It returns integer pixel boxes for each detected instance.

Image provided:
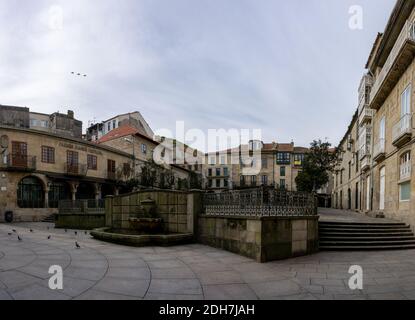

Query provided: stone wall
[105,190,201,234]
[198,215,319,263]
[55,213,105,230]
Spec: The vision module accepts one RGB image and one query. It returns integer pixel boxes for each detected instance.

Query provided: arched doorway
[49,181,71,208]
[17,176,45,208]
[76,182,95,200]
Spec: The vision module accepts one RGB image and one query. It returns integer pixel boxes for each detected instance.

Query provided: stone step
[319,221,406,227]
[320,232,414,238]
[319,224,410,230]
[320,236,415,242]
[320,244,415,251]
[320,239,415,246]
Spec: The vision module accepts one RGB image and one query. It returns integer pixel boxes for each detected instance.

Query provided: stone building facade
[333,0,415,230]
[203,141,308,191]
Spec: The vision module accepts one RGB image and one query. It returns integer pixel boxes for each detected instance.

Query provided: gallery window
[41,146,55,164]
[17,177,44,208]
[400,182,411,202]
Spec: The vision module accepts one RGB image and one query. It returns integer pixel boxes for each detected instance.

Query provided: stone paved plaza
[1,221,415,300]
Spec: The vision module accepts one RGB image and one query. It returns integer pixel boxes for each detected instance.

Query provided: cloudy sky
[0,0,395,151]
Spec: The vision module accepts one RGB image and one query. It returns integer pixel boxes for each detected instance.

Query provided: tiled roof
[294,147,309,153]
[98,125,154,144]
[277,143,294,152]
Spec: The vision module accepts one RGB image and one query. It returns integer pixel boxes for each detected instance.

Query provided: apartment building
[86,111,154,142]
[333,0,415,229]
[204,141,308,191]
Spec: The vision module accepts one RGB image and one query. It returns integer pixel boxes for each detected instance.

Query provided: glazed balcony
[359,106,374,125]
[358,126,372,160]
[400,162,412,181]
[370,20,415,110]
[361,156,371,172]
[373,139,386,162]
[2,154,37,172]
[65,163,87,177]
[392,114,412,147]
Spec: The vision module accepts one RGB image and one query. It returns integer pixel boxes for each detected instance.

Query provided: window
[240,175,246,186]
[41,146,55,164]
[208,169,212,177]
[355,151,359,173]
[280,166,286,177]
[66,151,79,174]
[224,179,229,188]
[280,179,286,190]
[216,179,220,188]
[87,154,98,170]
[208,179,213,188]
[141,144,147,155]
[220,155,226,165]
[251,176,257,186]
[348,161,352,180]
[400,151,411,180]
[107,122,111,132]
[209,156,216,165]
[113,120,116,129]
[223,167,229,176]
[277,152,291,164]
[261,175,268,186]
[400,182,411,202]
[216,168,221,176]
[107,159,116,173]
[294,154,304,166]
[401,85,411,116]
[262,158,268,169]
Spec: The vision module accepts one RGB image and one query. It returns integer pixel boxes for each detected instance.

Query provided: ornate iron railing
[58,199,105,214]
[202,188,317,217]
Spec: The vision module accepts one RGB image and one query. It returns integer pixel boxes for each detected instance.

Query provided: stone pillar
[187,190,203,235]
[44,188,50,208]
[115,187,119,196]
[105,196,114,228]
[94,183,102,200]
[70,182,79,201]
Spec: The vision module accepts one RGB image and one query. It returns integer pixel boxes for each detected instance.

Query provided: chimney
[67,110,74,119]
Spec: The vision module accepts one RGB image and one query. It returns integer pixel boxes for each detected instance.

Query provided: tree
[296,140,340,193]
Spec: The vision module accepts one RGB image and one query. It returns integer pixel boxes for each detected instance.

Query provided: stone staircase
[319,221,415,251]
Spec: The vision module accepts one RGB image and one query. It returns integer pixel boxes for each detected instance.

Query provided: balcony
[2,154,36,171]
[358,126,372,160]
[392,114,412,147]
[65,163,87,177]
[373,139,386,162]
[361,156,371,172]
[359,106,374,125]
[370,20,415,110]
[400,162,412,181]
[107,171,116,181]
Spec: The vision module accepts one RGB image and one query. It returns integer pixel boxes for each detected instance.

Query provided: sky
[0,0,396,152]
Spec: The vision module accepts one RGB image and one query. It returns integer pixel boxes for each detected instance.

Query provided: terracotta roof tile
[277,143,294,152]
[98,125,153,144]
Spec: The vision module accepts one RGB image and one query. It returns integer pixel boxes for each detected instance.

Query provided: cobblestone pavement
[318,207,399,224]
[1,222,415,300]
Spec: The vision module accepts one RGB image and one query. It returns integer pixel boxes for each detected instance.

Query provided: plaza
[1,212,415,300]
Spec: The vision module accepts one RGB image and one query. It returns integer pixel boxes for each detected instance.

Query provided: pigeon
[30,229,33,233]
[85,231,88,235]
[12,229,16,233]
[47,235,51,240]
[65,229,67,233]
[74,231,78,236]
[75,242,81,249]
[8,233,12,236]
[18,236,22,241]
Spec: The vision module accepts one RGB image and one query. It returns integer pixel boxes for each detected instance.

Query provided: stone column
[187,190,203,235]
[94,183,102,200]
[70,182,78,201]
[44,187,50,209]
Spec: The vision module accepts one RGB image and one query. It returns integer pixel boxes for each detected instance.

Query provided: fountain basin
[91,227,194,247]
[129,217,163,233]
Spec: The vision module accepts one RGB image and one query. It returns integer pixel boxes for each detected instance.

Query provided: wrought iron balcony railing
[392,114,412,147]
[3,154,37,171]
[65,163,87,176]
